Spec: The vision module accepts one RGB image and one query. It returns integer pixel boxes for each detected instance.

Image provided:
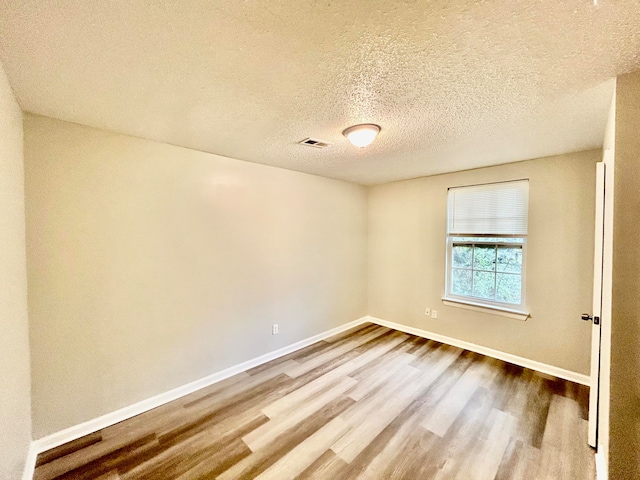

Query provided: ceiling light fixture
[342,123,381,148]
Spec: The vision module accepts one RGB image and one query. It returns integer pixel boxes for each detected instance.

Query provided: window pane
[452,245,472,268]
[473,245,496,271]
[473,271,495,299]
[451,268,472,296]
[496,246,523,273]
[496,273,522,304]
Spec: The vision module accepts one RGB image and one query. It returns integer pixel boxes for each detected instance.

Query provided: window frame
[444,234,528,313]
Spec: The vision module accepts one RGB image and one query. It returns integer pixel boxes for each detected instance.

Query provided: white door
[587,161,606,448]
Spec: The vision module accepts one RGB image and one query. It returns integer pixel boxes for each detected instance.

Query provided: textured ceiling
[1,1,639,185]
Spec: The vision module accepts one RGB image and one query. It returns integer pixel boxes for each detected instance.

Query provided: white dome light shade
[342,123,381,148]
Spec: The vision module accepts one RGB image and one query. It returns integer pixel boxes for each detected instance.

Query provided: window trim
[441,297,530,321]
[444,234,528,313]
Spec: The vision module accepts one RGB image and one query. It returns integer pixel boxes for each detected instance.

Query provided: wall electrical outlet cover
[424,307,431,316]
[432,310,438,319]
[272,324,279,335]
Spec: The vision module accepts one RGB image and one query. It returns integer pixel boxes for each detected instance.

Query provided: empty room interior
[1,2,640,480]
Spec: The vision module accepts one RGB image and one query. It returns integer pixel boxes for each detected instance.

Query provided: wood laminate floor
[33,323,596,480]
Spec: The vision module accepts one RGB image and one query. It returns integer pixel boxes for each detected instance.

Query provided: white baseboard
[367,316,590,385]
[28,316,369,460]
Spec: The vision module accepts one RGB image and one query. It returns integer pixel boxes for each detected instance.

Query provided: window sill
[441,297,530,321]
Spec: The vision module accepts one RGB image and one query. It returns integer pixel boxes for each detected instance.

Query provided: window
[445,180,529,313]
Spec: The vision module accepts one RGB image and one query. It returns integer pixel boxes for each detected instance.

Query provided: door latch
[581,313,600,325]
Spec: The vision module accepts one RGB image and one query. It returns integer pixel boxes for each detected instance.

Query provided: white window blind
[447,180,529,235]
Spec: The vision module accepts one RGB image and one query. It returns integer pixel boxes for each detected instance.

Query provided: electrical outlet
[272,324,279,335]
[431,310,438,319]
[424,307,431,316]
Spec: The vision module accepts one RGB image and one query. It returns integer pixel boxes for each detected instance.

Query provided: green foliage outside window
[451,242,523,305]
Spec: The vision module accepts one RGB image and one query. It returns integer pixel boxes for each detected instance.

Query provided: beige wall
[368,151,598,374]
[24,114,368,438]
[610,70,640,480]
[0,63,32,478]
